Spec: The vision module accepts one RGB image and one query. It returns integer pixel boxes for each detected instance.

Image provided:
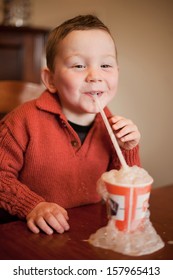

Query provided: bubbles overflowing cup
[88,95,164,256]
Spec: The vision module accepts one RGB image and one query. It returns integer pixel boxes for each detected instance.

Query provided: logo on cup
[104,181,152,232]
[108,198,119,216]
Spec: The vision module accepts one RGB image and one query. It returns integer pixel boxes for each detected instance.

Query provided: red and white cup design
[102,178,153,232]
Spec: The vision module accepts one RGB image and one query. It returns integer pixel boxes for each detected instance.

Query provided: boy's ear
[41,68,57,93]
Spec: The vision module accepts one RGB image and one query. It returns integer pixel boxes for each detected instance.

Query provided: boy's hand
[26,202,70,235]
[109,115,141,150]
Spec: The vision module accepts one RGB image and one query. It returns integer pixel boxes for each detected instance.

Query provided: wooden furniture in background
[0,80,45,119]
[0,25,49,83]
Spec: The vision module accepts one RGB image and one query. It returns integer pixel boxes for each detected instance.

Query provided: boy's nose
[86,69,102,83]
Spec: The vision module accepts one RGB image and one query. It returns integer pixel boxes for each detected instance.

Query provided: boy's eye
[73,65,86,68]
[101,64,112,68]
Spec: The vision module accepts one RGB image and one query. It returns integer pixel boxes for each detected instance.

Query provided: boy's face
[50,29,119,118]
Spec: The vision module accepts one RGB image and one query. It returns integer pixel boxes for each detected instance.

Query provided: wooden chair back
[0,80,45,119]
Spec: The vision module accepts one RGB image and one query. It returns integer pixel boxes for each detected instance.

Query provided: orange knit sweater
[0,91,140,219]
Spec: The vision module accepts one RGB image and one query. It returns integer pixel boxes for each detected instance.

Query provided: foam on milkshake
[101,165,153,186]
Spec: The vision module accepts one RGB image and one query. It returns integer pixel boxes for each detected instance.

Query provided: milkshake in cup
[89,166,165,256]
[100,166,153,232]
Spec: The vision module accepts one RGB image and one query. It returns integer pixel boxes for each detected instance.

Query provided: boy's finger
[111,119,133,130]
[60,208,69,220]
[119,132,139,143]
[54,212,70,231]
[35,216,54,235]
[44,212,68,233]
[27,219,40,234]
[109,116,123,123]
[116,124,136,138]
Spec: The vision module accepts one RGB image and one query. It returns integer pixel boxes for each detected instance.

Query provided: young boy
[0,15,140,235]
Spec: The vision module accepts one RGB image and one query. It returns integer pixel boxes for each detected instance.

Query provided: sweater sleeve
[108,145,141,170]
[0,119,45,219]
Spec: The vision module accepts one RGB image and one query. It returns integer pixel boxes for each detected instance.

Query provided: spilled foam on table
[88,214,164,256]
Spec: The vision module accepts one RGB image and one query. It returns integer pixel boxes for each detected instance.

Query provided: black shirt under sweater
[68,121,93,144]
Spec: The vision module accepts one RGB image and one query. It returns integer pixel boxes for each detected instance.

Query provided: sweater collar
[36,90,63,115]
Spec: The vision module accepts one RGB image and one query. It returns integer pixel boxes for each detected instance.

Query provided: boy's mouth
[84,91,103,97]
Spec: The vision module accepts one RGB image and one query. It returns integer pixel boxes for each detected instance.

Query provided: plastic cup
[101,173,153,232]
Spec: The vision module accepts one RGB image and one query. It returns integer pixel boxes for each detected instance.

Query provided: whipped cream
[102,166,153,186]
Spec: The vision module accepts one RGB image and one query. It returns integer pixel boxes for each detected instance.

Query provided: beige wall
[1,0,173,187]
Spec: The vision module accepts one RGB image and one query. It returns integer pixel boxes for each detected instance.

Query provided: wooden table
[0,185,172,260]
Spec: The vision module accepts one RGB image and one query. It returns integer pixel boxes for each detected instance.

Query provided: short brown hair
[46,14,117,71]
